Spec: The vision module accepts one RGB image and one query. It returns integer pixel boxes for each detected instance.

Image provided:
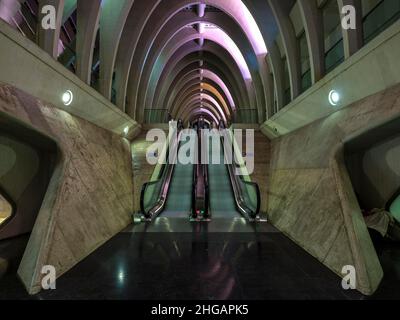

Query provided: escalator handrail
[140,130,182,220]
[220,130,260,219]
[204,152,210,218]
[234,162,261,214]
[191,136,198,217]
[192,128,210,219]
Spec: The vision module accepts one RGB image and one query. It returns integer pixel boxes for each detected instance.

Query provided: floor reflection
[33,221,364,300]
[0,219,399,300]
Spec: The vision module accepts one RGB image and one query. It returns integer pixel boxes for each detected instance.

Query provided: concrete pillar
[298,0,325,83]
[269,0,302,101]
[0,0,20,25]
[338,0,363,59]
[37,0,65,59]
[268,43,284,112]
[99,0,134,100]
[76,0,101,85]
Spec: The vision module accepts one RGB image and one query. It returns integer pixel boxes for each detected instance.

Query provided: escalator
[140,121,260,223]
[208,131,238,218]
[140,129,196,220]
[163,131,196,218]
[207,130,260,221]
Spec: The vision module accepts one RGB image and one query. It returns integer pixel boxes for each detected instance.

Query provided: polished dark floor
[0,220,399,300]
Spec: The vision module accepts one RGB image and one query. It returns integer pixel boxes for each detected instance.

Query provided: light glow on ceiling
[201,24,252,80]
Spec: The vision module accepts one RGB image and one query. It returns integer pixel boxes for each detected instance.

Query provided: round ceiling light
[123,126,129,136]
[328,90,340,106]
[62,90,73,106]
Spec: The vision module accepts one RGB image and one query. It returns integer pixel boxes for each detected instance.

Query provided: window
[363,0,400,44]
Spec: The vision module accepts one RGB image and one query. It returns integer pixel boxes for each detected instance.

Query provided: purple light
[202,70,236,110]
[202,25,252,80]
[205,0,268,56]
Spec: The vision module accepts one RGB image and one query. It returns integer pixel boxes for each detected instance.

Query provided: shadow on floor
[0,234,33,300]
[368,230,400,300]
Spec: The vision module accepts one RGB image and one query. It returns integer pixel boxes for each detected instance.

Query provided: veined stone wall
[267,82,400,295]
[0,83,134,294]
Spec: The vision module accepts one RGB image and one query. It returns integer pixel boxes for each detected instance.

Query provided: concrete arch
[167,77,234,117]
[98,0,135,99]
[114,0,162,111]
[133,43,251,121]
[137,12,258,107]
[159,63,243,112]
[298,0,325,84]
[164,70,236,114]
[242,0,283,113]
[185,108,219,124]
[129,10,264,122]
[123,0,269,124]
[268,0,302,101]
[140,21,255,114]
[37,0,64,58]
[76,0,101,85]
[179,100,222,123]
[170,84,231,120]
[147,43,252,117]
[175,95,226,122]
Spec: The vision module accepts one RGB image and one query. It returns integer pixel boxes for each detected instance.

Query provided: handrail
[204,153,210,219]
[191,139,198,219]
[140,130,182,220]
[220,130,260,220]
[191,128,210,219]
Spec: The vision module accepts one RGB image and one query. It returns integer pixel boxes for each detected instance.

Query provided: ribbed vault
[2,0,368,125]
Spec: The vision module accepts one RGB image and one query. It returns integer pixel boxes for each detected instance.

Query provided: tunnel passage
[0,111,58,240]
[345,116,400,218]
[344,116,400,297]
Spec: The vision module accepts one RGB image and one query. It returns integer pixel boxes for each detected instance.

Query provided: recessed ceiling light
[62,90,73,106]
[329,90,340,106]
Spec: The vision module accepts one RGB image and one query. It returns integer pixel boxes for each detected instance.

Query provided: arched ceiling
[118,0,270,124]
[3,0,366,125]
[78,0,272,124]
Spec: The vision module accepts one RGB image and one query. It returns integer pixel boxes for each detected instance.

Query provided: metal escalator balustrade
[140,128,182,221]
[163,130,196,217]
[219,128,261,221]
[140,122,261,223]
[192,125,210,221]
[140,127,198,220]
[208,131,238,218]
